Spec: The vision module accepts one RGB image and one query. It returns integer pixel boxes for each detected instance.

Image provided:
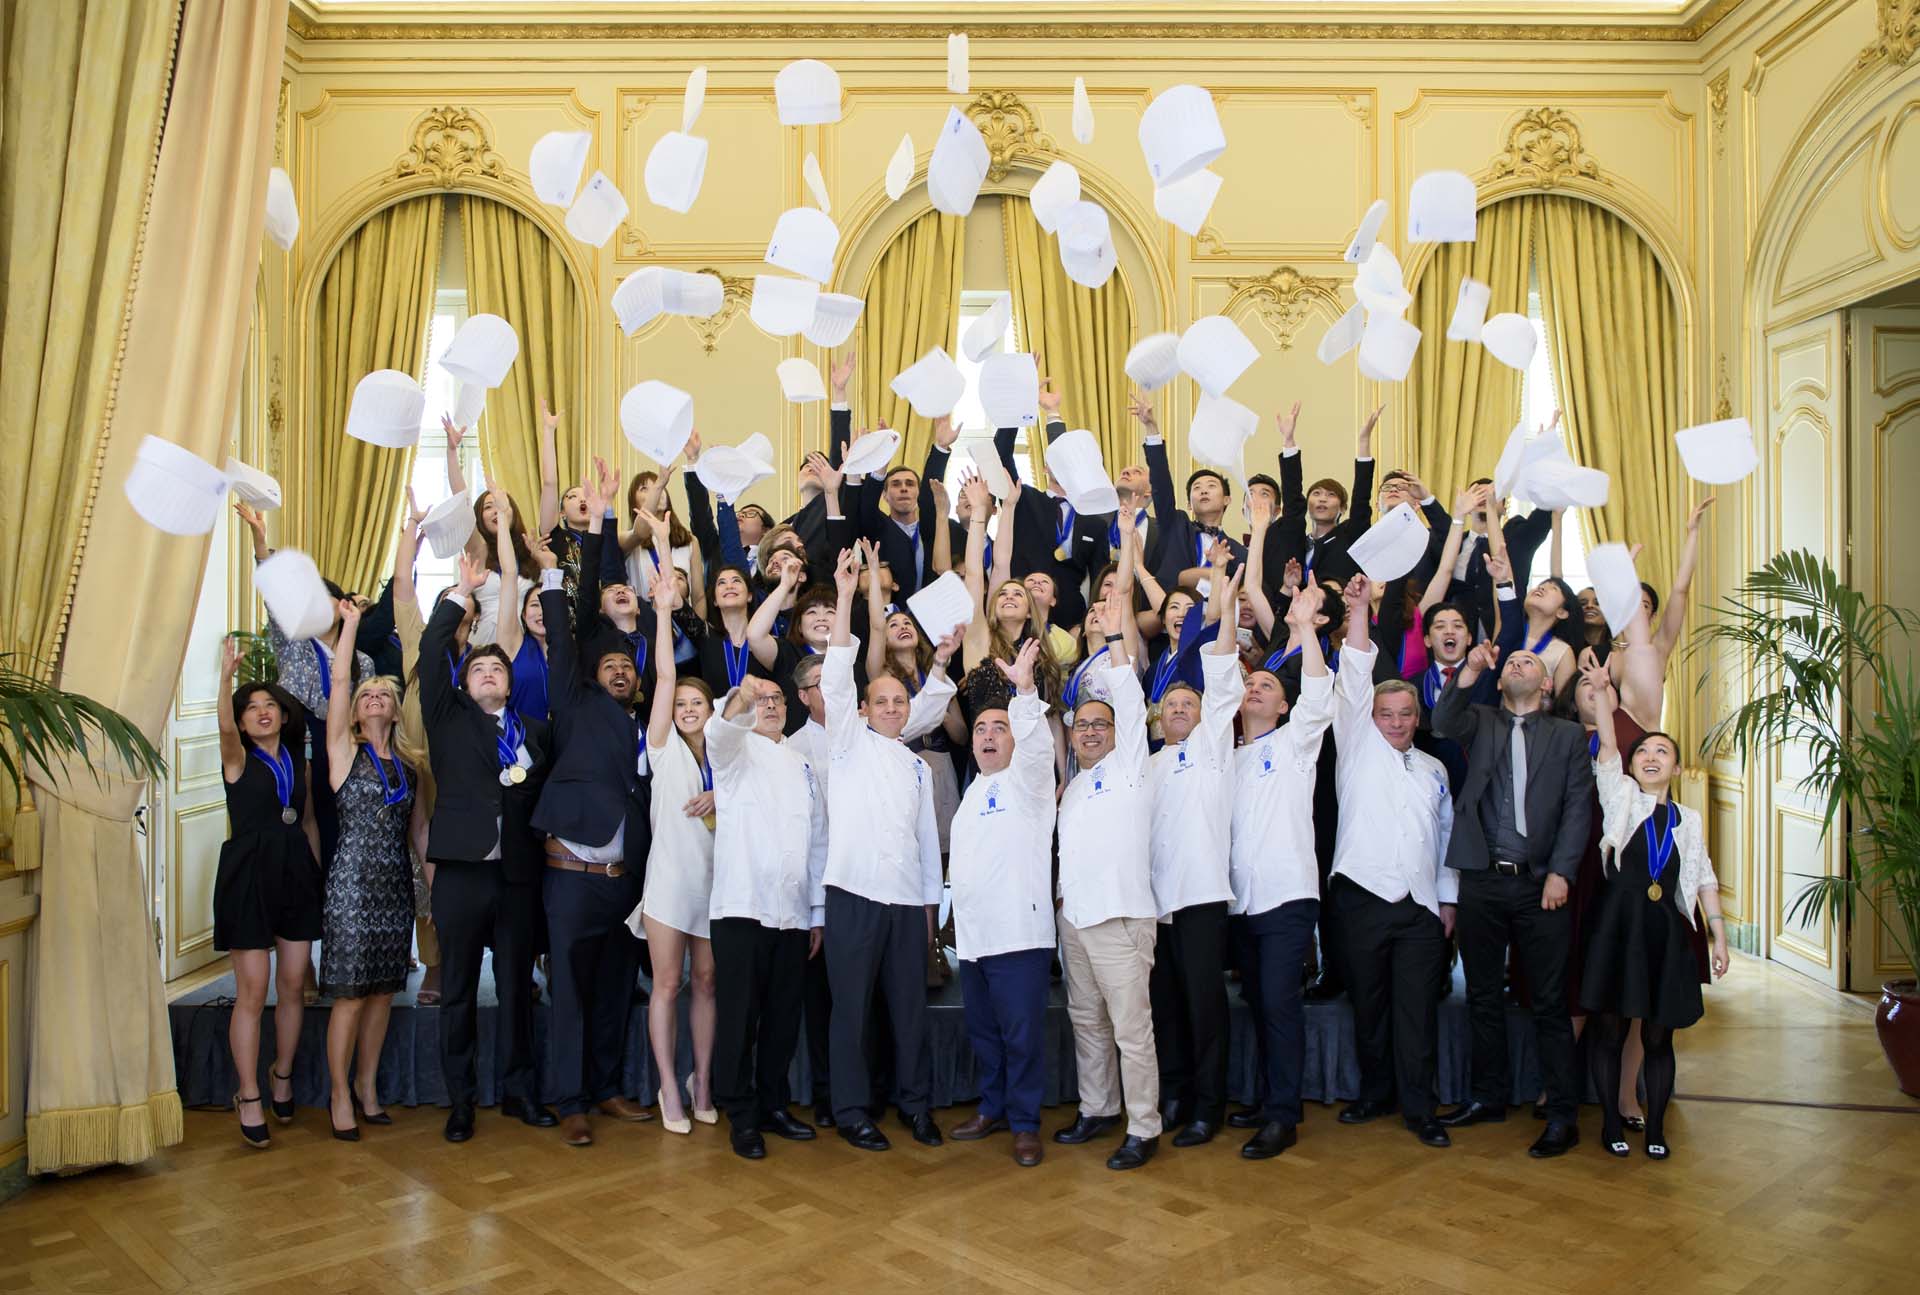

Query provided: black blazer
[776,406,857,570]
[855,440,950,599]
[1444,508,1554,638]
[418,597,553,879]
[1430,681,1593,880]
[1144,438,1246,593]
[1282,452,1375,591]
[989,420,1090,628]
[529,584,653,868]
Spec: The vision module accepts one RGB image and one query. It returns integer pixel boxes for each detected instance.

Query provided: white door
[1846,306,1920,991]
[150,496,235,982]
[1757,310,1850,986]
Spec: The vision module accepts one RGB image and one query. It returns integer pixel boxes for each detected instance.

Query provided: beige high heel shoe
[658,1089,692,1136]
[693,1100,718,1126]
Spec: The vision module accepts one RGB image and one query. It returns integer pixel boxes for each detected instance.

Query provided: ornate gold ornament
[966,90,1056,183]
[392,106,505,185]
[1486,108,1602,187]
[1714,354,1733,421]
[1222,266,1345,351]
[267,358,286,474]
[1859,0,1920,68]
[1335,94,1373,129]
[1708,72,1729,161]
[690,271,754,354]
[275,80,290,166]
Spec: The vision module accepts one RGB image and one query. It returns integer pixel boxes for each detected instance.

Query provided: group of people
[212,352,1729,1171]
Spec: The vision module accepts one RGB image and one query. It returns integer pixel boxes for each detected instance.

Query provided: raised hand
[1687,494,1717,532]
[931,630,962,669]
[1281,557,1303,597]
[995,637,1041,693]
[1343,572,1371,611]
[1207,538,1232,570]
[441,413,468,450]
[1274,400,1301,448]
[1248,491,1273,531]
[829,351,855,396]
[403,487,429,533]
[1358,402,1384,454]
[220,635,242,677]
[1038,371,1062,415]
[539,396,561,431]
[1128,391,1158,435]
[489,489,515,533]
[1117,500,1138,540]
[686,428,703,461]
[961,475,990,518]
[1485,550,1512,585]
[1466,639,1500,674]
[651,566,678,609]
[833,547,860,597]
[773,550,804,589]
[1545,408,1563,433]
[932,414,959,450]
[339,598,363,634]
[1286,580,1325,630]
[528,531,559,570]
[583,463,608,516]
[927,473,951,518]
[805,450,843,495]
[456,553,487,594]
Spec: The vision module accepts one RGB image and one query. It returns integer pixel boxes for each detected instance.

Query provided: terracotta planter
[1875,980,1920,1097]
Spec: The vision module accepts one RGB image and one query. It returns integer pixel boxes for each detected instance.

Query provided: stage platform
[169,953,1553,1115]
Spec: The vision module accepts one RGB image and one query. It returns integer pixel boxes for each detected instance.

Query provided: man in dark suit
[851,417,959,601]
[1132,394,1248,593]
[1434,481,1557,642]
[420,568,555,1145]
[529,538,656,1148]
[1430,637,1594,1158]
[991,408,1090,630]
[1286,405,1382,593]
[780,353,860,563]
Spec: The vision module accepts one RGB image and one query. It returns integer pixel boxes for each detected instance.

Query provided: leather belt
[545,838,625,877]
[1490,860,1526,875]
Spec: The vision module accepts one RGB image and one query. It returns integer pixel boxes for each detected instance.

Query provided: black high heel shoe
[233,1092,271,1149]
[351,1092,393,1126]
[329,1094,361,1142]
[268,1067,296,1124]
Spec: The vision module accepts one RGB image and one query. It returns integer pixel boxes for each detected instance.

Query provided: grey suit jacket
[1430,679,1594,881]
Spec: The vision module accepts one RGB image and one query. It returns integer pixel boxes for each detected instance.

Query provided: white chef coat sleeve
[823,641,862,757]
[1287,668,1338,760]
[1008,690,1055,808]
[1107,661,1149,783]
[1200,651,1244,770]
[1435,765,1459,905]
[806,758,829,926]
[915,763,943,906]
[902,666,958,743]
[1334,642,1378,746]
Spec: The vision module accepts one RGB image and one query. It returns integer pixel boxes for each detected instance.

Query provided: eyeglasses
[1071,718,1114,734]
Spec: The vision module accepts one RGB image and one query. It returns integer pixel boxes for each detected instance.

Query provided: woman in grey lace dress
[322,604,427,1141]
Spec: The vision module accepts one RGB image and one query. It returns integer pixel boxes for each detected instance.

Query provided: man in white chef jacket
[1053,596,1162,1171]
[945,640,1057,1169]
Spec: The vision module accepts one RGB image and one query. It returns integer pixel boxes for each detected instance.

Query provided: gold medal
[701,812,717,833]
[509,765,527,785]
[1647,882,1663,902]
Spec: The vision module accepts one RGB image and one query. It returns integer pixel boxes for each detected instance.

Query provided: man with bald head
[1431,629,1593,1159]
[820,548,956,1152]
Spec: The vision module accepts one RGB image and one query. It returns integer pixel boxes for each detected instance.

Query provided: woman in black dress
[1581,661,1731,1161]
[214,638,324,1148]
[321,603,428,1141]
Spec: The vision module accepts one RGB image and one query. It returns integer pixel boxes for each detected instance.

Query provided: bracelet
[1103,633,1124,644]
[1707,915,1726,925]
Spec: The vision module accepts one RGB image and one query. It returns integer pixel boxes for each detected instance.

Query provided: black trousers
[1332,876,1449,1123]
[1457,868,1577,1122]
[800,939,834,1109]
[825,886,930,1125]
[1147,900,1231,1125]
[542,865,644,1116]
[1239,899,1320,1127]
[430,859,537,1108]
[710,917,808,1131]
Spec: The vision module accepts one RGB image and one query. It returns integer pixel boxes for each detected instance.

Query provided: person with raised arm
[1144,569,1246,1149]
[1577,657,1728,1162]
[820,548,958,1151]
[213,637,322,1148]
[1285,403,1382,591]
[419,552,555,1144]
[946,640,1059,1168]
[1132,390,1248,593]
[1329,575,1458,1149]
[535,397,626,606]
[1227,584,1337,1160]
[1611,496,1716,731]
[704,674,831,1159]
[632,528,721,1135]
[319,602,426,1141]
[1053,594,1162,1171]
[1430,621,1594,1158]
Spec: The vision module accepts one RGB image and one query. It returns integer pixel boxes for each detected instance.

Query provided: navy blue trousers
[543,866,644,1116]
[958,947,1052,1132]
[1238,898,1320,1127]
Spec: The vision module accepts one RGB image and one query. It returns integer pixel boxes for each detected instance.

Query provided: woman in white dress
[630,541,719,1133]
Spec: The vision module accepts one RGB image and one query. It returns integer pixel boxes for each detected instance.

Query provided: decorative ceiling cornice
[1223,267,1345,351]
[392,105,505,185]
[287,0,1749,45]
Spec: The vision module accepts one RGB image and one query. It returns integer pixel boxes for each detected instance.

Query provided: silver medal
[499,768,515,787]
[281,806,298,825]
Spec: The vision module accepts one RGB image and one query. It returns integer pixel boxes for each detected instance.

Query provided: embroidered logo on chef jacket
[981,782,1006,816]
[1255,742,1275,777]
[1090,765,1110,796]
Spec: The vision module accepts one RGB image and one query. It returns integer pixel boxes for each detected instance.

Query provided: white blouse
[634,730,716,938]
[1595,753,1718,927]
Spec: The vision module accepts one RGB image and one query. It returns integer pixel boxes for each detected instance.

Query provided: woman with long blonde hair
[322,604,429,1142]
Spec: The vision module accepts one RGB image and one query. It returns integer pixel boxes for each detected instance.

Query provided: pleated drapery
[856,209,966,469]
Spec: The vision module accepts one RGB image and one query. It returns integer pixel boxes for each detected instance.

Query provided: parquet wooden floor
[4,956,1916,1294]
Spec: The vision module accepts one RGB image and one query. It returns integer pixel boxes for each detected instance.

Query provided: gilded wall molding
[1485,107,1603,187]
[275,79,290,166]
[690,271,755,353]
[966,91,1056,184]
[1222,266,1344,350]
[267,358,285,475]
[1709,71,1729,160]
[1714,353,1733,420]
[1859,0,1920,69]
[392,105,506,185]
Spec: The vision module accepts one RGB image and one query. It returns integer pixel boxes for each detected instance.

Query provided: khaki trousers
[1059,914,1162,1139]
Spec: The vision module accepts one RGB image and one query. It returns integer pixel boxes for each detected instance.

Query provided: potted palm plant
[1,653,167,866]
[1696,550,1920,1094]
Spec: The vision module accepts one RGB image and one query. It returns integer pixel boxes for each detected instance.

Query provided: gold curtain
[28,0,287,1174]
[459,195,582,514]
[310,196,445,596]
[856,209,965,469]
[1406,196,1538,510]
[1001,196,1136,474]
[0,0,181,862]
[1534,193,1689,745]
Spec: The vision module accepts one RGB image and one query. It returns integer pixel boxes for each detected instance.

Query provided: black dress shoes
[731,1128,767,1160]
[903,1111,943,1147]
[1226,1107,1264,1129]
[1170,1119,1217,1148]
[1528,1121,1580,1158]
[1337,1099,1398,1125]
[1106,1134,1157,1170]
[1159,1099,1192,1131]
[761,1109,817,1141]
[1053,1113,1123,1145]
[1436,1100,1506,1128]
[838,1119,891,1152]
[1240,1121,1297,1160]
[501,1097,559,1128]
[1410,1119,1452,1148]
[444,1104,475,1143]
[813,1103,837,1129]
